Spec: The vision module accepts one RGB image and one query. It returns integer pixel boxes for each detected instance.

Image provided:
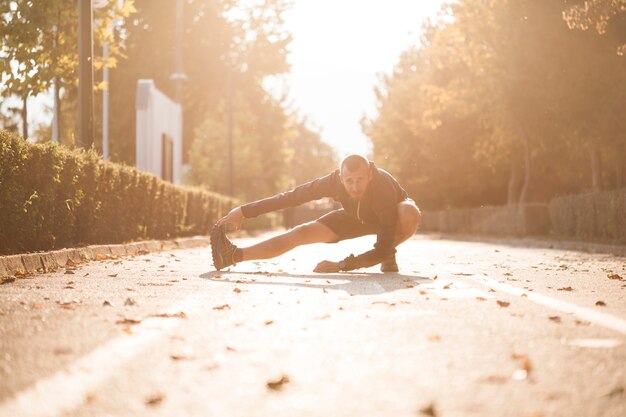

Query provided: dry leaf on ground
[419,403,438,416]
[267,374,290,390]
[212,304,230,310]
[608,274,623,281]
[149,311,187,319]
[145,393,164,406]
[595,301,607,306]
[557,286,574,291]
[116,318,142,325]
[497,300,510,307]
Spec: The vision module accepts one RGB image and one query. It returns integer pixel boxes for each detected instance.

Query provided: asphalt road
[1,233,625,417]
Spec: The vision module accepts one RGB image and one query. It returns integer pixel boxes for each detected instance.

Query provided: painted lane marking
[442,266,626,335]
[0,296,202,417]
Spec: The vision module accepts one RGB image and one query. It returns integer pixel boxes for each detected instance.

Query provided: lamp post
[77,0,94,149]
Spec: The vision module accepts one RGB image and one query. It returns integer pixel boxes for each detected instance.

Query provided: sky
[277,0,448,158]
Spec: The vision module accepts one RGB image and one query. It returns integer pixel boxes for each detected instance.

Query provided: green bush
[0,130,237,255]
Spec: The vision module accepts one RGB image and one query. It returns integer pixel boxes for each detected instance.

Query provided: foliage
[0,0,136,140]
[0,130,235,255]
[107,0,317,201]
[365,0,626,211]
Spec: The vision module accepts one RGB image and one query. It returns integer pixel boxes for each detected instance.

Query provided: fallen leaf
[213,304,230,310]
[419,290,427,295]
[489,289,496,293]
[158,265,166,268]
[124,298,137,306]
[504,272,513,276]
[476,297,486,301]
[267,374,290,390]
[419,403,438,416]
[497,300,510,308]
[148,312,187,319]
[557,286,574,292]
[170,354,192,361]
[443,283,452,289]
[264,320,274,325]
[1,276,16,285]
[233,288,242,293]
[225,346,237,352]
[604,386,624,397]
[521,293,528,298]
[115,318,141,325]
[145,393,164,406]
[108,273,118,278]
[548,316,561,323]
[103,300,113,307]
[595,301,606,306]
[64,270,75,275]
[608,274,623,281]
[96,254,107,261]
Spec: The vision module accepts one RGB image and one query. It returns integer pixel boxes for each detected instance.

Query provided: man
[211,154,421,273]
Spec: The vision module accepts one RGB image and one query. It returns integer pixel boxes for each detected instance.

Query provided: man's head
[339,154,372,201]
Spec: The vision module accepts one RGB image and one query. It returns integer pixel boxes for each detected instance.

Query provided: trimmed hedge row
[421,189,626,244]
[548,188,626,244]
[0,130,236,255]
[421,203,550,236]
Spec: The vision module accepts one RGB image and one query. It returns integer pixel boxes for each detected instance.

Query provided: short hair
[340,154,369,172]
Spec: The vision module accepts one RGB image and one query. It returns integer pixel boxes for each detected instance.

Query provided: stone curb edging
[0,236,211,279]
[422,233,626,257]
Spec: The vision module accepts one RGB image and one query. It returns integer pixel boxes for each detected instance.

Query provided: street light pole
[78,0,94,149]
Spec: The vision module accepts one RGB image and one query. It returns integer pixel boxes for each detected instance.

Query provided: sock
[234,248,243,263]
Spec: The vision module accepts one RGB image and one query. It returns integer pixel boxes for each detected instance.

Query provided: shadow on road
[199,270,432,296]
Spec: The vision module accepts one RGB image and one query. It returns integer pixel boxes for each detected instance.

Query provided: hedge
[548,188,626,244]
[0,130,236,255]
[421,203,550,236]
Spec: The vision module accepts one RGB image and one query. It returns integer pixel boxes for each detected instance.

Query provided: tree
[0,0,135,142]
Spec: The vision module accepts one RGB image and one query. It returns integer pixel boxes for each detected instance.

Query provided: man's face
[340,164,372,201]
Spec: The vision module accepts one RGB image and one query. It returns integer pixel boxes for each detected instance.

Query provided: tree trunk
[21,94,29,139]
[518,136,531,204]
[507,158,521,205]
[590,145,601,191]
[54,78,62,142]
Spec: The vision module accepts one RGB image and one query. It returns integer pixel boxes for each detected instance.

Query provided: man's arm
[240,171,338,218]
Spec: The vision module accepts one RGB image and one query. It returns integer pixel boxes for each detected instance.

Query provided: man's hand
[216,207,245,231]
[313,260,340,273]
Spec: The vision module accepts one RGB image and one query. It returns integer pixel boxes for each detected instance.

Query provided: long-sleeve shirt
[240,162,409,270]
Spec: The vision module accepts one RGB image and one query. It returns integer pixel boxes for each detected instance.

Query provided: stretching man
[211,154,421,273]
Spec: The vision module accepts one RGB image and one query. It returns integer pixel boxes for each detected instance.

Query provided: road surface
[1,233,625,417]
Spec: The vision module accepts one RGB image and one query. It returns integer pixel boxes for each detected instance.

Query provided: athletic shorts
[316,198,416,243]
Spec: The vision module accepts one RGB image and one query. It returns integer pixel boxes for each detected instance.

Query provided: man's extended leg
[236,221,339,263]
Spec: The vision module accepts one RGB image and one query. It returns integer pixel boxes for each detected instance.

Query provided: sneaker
[211,224,238,270]
[380,253,399,273]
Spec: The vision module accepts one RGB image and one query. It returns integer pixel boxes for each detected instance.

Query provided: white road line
[0,296,202,417]
[443,266,626,335]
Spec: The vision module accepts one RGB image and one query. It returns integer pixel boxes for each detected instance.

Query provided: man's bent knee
[396,201,421,242]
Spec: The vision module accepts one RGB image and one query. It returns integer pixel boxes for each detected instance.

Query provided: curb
[0,236,211,279]
[421,233,626,257]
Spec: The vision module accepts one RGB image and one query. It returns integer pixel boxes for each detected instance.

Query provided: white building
[135,80,182,184]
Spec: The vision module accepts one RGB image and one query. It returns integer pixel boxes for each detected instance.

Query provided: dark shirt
[240,162,409,270]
